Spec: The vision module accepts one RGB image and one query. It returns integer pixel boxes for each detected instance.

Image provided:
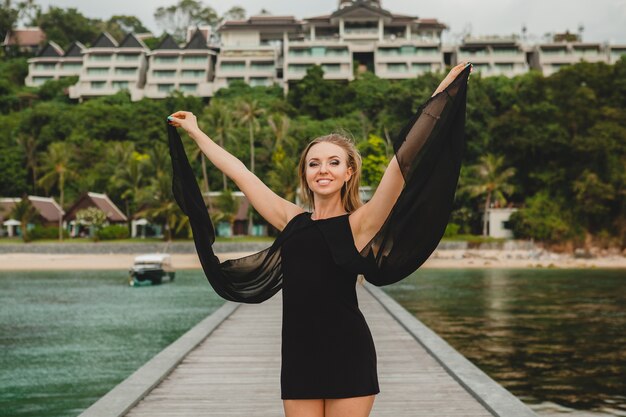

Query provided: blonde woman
[166,62,472,417]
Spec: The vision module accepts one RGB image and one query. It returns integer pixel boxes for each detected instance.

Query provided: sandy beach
[0,250,625,271]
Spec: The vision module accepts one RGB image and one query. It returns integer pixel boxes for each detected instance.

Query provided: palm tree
[268,113,290,150]
[200,101,232,191]
[462,153,516,237]
[235,99,265,175]
[10,196,38,242]
[38,142,77,241]
[234,99,265,234]
[267,113,298,202]
[16,133,39,194]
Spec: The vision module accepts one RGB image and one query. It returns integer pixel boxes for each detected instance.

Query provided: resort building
[2,27,46,54]
[68,32,150,101]
[25,41,85,87]
[455,37,528,77]
[215,15,300,90]
[0,196,64,237]
[64,192,128,238]
[144,29,218,99]
[22,1,626,99]
[485,207,518,239]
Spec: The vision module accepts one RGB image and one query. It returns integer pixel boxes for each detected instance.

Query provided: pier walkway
[79,283,537,417]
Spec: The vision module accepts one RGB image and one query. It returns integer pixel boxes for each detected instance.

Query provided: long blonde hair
[297,133,363,213]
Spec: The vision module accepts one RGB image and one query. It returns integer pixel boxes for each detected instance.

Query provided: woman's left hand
[432,62,473,96]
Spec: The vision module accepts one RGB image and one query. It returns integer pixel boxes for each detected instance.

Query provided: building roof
[64,41,86,57]
[417,18,448,30]
[91,32,118,48]
[119,33,147,49]
[37,41,64,58]
[330,0,393,20]
[156,34,181,50]
[0,196,63,222]
[65,192,128,222]
[2,27,46,47]
[184,29,209,50]
[219,15,301,32]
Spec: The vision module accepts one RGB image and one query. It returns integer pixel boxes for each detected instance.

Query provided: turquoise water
[0,270,224,417]
[382,269,626,416]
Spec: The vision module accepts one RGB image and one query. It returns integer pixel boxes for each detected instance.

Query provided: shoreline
[0,251,625,271]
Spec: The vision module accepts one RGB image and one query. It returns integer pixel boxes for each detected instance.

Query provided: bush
[97,225,129,240]
[443,223,460,237]
[29,226,69,240]
[509,192,577,243]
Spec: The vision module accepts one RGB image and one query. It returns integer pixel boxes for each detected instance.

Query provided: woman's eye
[331,160,339,165]
[309,162,318,167]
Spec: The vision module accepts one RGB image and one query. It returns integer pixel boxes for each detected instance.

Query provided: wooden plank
[125,284,496,417]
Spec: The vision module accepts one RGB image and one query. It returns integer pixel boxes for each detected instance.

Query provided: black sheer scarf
[167,66,470,303]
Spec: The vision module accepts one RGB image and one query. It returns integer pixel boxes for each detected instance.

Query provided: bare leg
[283,399,325,417]
[325,395,376,417]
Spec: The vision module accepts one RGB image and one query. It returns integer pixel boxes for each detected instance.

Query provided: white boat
[129,254,176,286]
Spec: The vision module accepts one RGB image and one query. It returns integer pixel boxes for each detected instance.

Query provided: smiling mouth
[317,179,332,185]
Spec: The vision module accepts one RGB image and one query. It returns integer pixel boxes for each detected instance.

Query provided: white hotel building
[25,0,626,100]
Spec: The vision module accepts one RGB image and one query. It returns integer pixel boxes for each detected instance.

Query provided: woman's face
[305,142,353,197]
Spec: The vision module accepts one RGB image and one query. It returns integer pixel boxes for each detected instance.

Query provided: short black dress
[280,212,379,399]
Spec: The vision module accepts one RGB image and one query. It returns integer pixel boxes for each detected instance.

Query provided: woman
[166,62,472,417]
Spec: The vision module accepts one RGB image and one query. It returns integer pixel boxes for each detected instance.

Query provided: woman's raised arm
[168,111,303,231]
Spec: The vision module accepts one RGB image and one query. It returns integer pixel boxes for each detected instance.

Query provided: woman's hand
[167,111,199,133]
[432,61,473,96]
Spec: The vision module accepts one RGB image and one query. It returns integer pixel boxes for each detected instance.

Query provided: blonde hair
[297,133,363,213]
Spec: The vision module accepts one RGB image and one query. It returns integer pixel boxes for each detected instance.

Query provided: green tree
[34,7,101,48]
[38,142,78,240]
[462,154,516,236]
[10,195,38,242]
[287,65,351,119]
[509,191,575,243]
[200,102,232,191]
[154,0,218,42]
[75,207,107,241]
[105,15,149,40]
[222,6,246,21]
[357,134,389,186]
[15,133,38,193]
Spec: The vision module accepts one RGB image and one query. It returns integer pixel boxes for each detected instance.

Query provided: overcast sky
[32,0,626,43]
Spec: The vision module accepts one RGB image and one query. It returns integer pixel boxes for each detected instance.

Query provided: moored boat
[129,254,175,286]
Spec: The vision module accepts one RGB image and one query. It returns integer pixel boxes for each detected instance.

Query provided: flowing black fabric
[167,66,470,303]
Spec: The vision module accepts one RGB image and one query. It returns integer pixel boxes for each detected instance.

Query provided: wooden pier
[79,283,537,417]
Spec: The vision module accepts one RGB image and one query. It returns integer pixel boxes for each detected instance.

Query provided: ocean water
[382,268,626,417]
[0,270,224,417]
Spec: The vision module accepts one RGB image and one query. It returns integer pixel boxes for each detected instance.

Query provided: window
[288,64,312,73]
[311,47,326,57]
[226,77,244,86]
[249,77,270,87]
[153,70,176,78]
[112,81,129,89]
[542,48,567,55]
[220,61,246,70]
[387,63,407,72]
[326,48,348,57]
[61,63,82,70]
[250,62,274,71]
[118,54,139,61]
[155,56,178,64]
[493,48,519,55]
[289,48,311,57]
[115,67,137,75]
[158,84,174,92]
[90,54,112,61]
[179,83,197,92]
[378,48,400,56]
[181,69,205,78]
[182,55,207,64]
[87,68,109,75]
[400,46,415,55]
[34,63,56,70]
[91,81,106,89]
[411,63,431,73]
[322,64,340,73]
[32,76,53,86]
[416,47,439,55]
[495,63,514,71]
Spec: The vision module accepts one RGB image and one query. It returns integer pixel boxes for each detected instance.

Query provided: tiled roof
[156,34,180,50]
[184,29,209,50]
[3,27,46,47]
[65,192,128,222]
[119,33,147,49]
[64,41,86,57]
[37,41,64,58]
[0,196,63,222]
[92,32,118,48]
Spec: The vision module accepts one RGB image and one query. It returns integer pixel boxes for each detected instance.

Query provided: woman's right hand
[167,111,199,133]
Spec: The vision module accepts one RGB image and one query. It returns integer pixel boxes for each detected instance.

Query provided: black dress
[166,67,470,398]
[280,212,379,399]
